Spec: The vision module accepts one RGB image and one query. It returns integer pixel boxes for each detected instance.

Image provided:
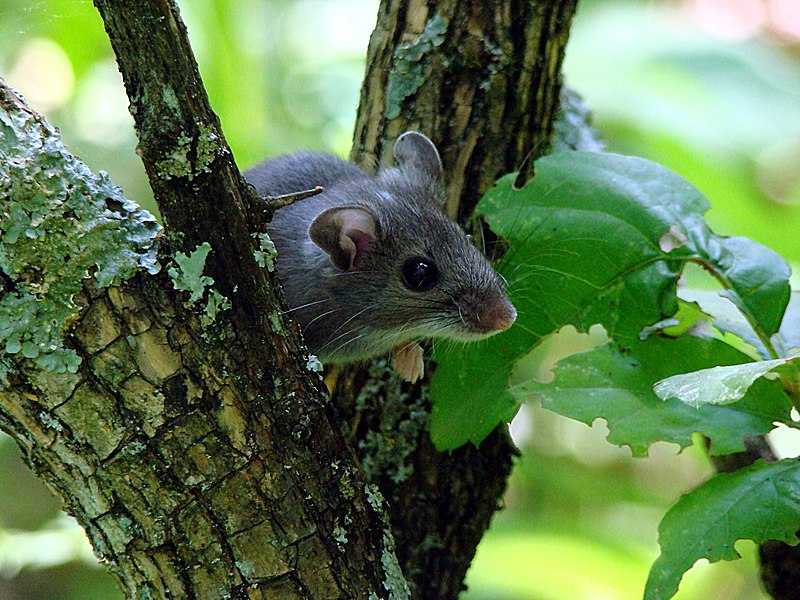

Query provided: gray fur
[244,133,515,363]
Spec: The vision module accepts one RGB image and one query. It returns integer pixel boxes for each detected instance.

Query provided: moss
[0,106,160,373]
[384,14,448,120]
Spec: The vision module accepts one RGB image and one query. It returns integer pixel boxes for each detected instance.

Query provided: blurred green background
[1,0,799,598]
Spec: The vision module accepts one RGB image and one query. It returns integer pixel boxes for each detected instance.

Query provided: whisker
[328,332,368,357]
[305,307,344,329]
[281,298,328,314]
[329,270,368,278]
[319,302,384,353]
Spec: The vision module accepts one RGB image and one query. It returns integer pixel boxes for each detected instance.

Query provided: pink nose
[487,301,517,331]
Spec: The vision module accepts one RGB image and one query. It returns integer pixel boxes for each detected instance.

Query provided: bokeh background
[2,0,799,598]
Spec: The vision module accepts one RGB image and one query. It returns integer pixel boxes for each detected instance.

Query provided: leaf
[677,289,766,355]
[512,336,791,457]
[654,356,799,408]
[430,151,791,450]
[777,291,800,355]
[644,459,800,600]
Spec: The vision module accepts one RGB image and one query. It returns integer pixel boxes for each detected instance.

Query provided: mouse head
[308,132,516,357]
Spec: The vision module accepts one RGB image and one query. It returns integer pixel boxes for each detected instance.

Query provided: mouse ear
[393,131,443,181]
[309,207,378,271]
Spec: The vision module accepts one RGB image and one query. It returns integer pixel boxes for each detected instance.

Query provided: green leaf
[512,336,791,457]
[677,289,765,355]
[777,291,800,355]
[654,356,798,408]
[430,151,791,450]
[644,459,800,600]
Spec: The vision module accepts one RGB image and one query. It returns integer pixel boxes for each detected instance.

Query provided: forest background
[1,0,799,598]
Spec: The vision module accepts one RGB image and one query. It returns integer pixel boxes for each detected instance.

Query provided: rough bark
[340,1,578,598]
[0,1,407,596]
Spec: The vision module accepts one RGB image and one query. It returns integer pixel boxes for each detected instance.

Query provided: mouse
[244,131,516,382]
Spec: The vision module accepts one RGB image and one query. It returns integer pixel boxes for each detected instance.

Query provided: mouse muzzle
[481,297,517,333]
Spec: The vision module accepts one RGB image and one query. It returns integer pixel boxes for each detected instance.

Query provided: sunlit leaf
[654,356,798,408]
[512,337,791,457]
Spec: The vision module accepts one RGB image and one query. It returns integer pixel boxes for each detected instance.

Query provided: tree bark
[340,1,578,598]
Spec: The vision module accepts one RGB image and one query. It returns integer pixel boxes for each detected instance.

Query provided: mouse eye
[402,257,439,291]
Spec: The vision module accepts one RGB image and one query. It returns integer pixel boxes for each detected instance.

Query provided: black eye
[402,257,439,291]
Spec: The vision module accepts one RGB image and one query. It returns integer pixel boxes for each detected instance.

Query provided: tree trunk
[0,0,406,593]
[341,1,578,598]
[0,0,578,598]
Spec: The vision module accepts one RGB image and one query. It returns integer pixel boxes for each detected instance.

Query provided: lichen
[332,524,348,545]
[166,242,231,327]
[167,242,214,304]
[268,310,286,336]
[194,125,220,177]
[155,124,220,181]
[252,232,277,272]
[306,355,323,373]
[161,86,180,113]
[384,14,448,120]
[202,289,231,327]
[356,360,427,484]
[364,484,411,600]
[156,133,193,179]
[0,104,161,373]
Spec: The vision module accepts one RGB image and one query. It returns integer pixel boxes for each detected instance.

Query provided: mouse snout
[484,298,517,332]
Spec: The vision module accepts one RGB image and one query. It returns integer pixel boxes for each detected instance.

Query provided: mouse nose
[486,299,517,332]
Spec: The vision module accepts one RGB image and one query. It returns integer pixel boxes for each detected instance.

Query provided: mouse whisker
[327,331,368,357]
[323,301,382,344]
[282,298,329,314]
[304,307,345,329]
[453,299,467,327]
[329,270,368,278]
[319,301,385,354]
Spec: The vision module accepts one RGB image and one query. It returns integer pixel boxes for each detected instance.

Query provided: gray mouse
[244,131,516,382]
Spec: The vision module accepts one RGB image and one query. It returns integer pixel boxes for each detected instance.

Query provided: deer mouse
[244,132,516,382]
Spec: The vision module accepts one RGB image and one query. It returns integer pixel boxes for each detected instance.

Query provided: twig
[248,186,324,229]
[265,186,324,210]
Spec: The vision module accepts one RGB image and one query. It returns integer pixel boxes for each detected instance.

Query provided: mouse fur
[244,132,516,367]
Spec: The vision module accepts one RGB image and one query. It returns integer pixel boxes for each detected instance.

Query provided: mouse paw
[391,342,424,383]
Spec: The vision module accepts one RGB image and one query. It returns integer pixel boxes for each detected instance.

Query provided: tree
[0,0,578,597]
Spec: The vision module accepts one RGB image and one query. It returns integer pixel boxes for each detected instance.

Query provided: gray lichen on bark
[0,85,160,376]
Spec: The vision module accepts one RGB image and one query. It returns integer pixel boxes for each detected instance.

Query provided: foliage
[431,150,800,598]
[645,459,800,600]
